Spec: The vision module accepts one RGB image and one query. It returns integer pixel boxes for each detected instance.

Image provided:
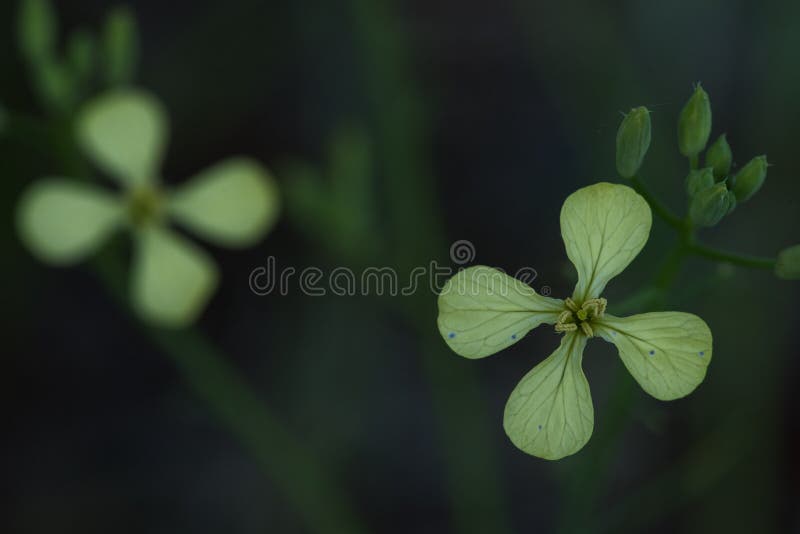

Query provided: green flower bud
[705,133,732,179]
[102,6,138,86]
[725,189,737,214]
[615,106,651,178]
[67,29,95,86]
[731,155,768,203]
[689,183,731,227]
[678,84,712,157]
[775,244,800,280]
[685,167,715,197]
[17,0,57,64]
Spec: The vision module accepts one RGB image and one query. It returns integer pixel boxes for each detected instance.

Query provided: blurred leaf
[17,0,57,64]
[169,157,281,248]
[131,225,218,328]
[77,89,168,187]
[16,179,124,265]
[102,5,138,86]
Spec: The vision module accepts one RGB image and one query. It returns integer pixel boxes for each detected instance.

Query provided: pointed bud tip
[678,84,712,157]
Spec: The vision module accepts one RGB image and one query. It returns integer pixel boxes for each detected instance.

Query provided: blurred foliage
[2,0,800,533]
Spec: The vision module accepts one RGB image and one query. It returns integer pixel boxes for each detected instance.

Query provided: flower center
[555,297,607,338]
[127,186,163,227]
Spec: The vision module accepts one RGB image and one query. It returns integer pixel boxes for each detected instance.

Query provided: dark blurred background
[2,0,799,533]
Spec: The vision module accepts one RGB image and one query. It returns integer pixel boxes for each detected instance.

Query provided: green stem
[348,1,512,532]
[689,154,699,170]
[629,176,685,231]
[46,113,368,534]
[92,251,369,534]
[686,241,776,270]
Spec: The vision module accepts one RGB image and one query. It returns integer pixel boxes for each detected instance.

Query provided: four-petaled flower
[17,89,280,327]
[437,182,713,460]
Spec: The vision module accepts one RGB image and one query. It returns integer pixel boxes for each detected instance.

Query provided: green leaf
[102,6,138,86]
[594,312,712,401]
[18,0,57,64]
[168,158,280,248]
[437,266,563,359]
[560,182,652,302]
[503,332,593,460]
[77,89,167,187]
[131,226,218,328]
[16,179,124,265]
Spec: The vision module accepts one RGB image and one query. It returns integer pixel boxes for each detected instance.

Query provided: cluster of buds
[676,84,769,227]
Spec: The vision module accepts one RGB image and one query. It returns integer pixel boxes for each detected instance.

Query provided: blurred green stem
[41,113,369,534]
[348,1,512,533]
[92,251,369,534]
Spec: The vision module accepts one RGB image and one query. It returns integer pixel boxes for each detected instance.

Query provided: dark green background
[2,0,799,532]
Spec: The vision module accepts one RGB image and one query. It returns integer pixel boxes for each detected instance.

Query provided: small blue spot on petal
[448,332,456,339]
[699,351,705,357]
[538,425,542,431]
[511,334,517,340]
[611,331,617,337]
[649,350,655,356]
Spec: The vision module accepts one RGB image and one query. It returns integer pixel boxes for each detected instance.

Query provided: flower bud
[705,133,732,179]
[678,84,712,157]
[689,183,731,227]
[725,189,737,214]
[17,0,57,64]
[615,106,651,178]
[775,244,800,280]
[731,155,767,203]
[685,167,715,197]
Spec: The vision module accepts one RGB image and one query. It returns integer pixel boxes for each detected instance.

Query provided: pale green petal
[594,312,712,401]
[437,266,563,359]
[561,182,652,301]
[131,226,218,327]
[16,179,124,265]
[503,332,593,460]
[77,89,167,187]
[168,158,280,248]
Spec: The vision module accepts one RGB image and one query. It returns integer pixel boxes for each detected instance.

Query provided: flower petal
[437,266,563,359]
[594,312,712,401]
[561,182,651,301]
[168,158,280,248]
[131,226,218,327]
[503,332,593,460]
[16,179,124,265]
[77,89,167,187]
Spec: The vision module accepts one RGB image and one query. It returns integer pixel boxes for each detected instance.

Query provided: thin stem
[92,251,369,534]
[629,175,685,230]
[689,154,699,170]
[686,241,776,270]
[46,115,368,534]
[349,1,513,532]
